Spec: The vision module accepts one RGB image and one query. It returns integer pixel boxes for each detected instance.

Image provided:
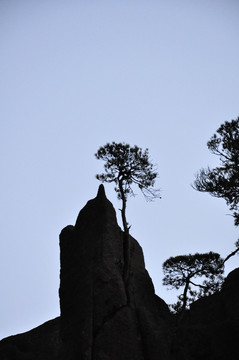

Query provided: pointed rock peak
[74,184,116,230]
[97,184,106,199]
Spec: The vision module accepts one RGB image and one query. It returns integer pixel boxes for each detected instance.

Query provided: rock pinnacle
[97,184,106,198]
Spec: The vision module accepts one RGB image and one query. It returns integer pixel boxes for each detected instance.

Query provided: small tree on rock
[95,142,160,286]
[95,142,160,232]
[162,252,224,313]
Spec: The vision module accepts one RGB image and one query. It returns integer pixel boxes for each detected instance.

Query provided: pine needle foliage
[95,142,160,204]
[193,117,239,226]
[162,252,224,313]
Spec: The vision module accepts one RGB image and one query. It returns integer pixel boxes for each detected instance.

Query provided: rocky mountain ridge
[1,185,238,359]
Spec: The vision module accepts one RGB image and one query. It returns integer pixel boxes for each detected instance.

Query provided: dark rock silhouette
[0,318,60,360]
[59,184,171,359]
[1,185,239,359]
[172,267,239,360]
[0,185,171,359]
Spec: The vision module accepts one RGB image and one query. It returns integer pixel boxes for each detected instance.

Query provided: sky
[1,0,239,340]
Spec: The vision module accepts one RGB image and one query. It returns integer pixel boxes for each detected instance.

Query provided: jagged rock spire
[0,186,172,360]
[96,184,106,198]
[59,187,171,360]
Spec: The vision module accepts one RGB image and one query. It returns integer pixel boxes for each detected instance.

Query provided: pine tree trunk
[182,278,190,311]
[118,179,131,298]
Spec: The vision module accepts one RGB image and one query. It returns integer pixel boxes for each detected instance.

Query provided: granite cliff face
[172,267,239,360]
[1,185,239,360]
[59,184,171,359]
[0,186,171,359]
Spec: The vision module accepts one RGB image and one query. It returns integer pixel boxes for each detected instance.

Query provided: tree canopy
[95,142,160,231]
[95,142,160,291]
[162,252,224,313]
[193,117,239,226]
[95,142,160,201]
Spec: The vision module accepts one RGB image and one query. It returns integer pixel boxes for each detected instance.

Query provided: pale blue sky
[1,0,239,339]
